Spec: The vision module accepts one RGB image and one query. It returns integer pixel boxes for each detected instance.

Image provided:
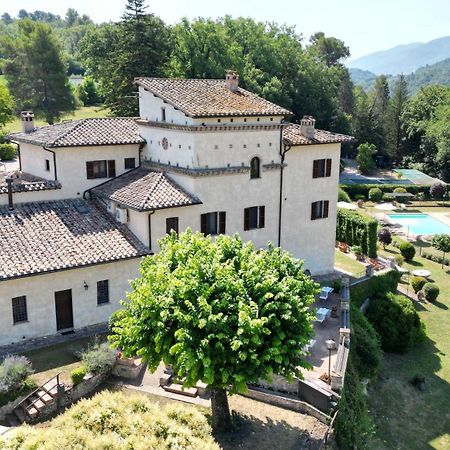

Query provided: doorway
[55,289,74,331]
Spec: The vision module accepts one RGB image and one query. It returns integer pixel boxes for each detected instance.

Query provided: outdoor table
[319,286,333,300]
[412,269,431,279]
[316,307,331,322]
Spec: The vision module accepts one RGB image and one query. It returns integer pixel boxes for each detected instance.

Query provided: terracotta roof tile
[0,171,61,194]
[92,168,201,211]
[9,117,144,148]
[0,199,150,280]
[135,77,292,118]
[283,124,355,146]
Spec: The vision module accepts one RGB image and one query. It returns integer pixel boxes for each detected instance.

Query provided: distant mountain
[348,68,377,91]
[347,36,450,75]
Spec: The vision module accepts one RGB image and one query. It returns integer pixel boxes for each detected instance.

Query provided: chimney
[21,111,35,133]
[225,71,239,92]
[300,115,316,139]
[5,176,14,210]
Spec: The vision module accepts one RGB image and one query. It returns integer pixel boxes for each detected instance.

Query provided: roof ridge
[139,172,165,209]
[50,119,86,147]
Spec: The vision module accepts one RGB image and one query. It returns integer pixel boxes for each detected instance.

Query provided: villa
[0,72,353,347]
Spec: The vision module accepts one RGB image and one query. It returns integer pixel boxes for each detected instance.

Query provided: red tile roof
[283,124,355,146]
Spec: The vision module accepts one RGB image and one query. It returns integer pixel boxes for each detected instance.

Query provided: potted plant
[352,245,364,261]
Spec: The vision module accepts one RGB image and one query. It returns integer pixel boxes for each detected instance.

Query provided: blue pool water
[387,214,450,235]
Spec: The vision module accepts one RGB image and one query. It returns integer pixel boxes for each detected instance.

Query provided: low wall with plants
[336,208,378,257]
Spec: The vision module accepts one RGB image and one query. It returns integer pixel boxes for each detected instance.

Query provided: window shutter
[326,159,332,177]
[312,160,319,178]
[244,208,250,231]
[323,200,329,218]
[108,160,116,178]
[200,214,207,234]
[258,206,265,228]
[86,161,94,179]
[311,202,316,220]
[219,211,226,234]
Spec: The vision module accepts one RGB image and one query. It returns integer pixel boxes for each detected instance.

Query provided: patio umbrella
[337,201,357,210]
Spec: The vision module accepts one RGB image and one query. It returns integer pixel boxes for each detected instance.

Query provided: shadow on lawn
[215,412,325,450]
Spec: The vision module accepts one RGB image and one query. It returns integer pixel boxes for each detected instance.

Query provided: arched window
[250,157,260,179]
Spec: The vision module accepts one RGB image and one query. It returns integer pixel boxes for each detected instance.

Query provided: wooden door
[55,289,74,331]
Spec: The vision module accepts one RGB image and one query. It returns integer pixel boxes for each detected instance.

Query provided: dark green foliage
[356,143,376,174]
[377,228,392,249]
[0,84,14,126]
[76,76,100,106]
[70,366,87,385]
[382,193,395,202]
[336,209,378,257]
[338,188,351,203]
[0,143,16,160]
[393,187,407,193]
[423,283,440,302]
[399,242,416,261]
[367,293,426,354]
[411,276,427,293]
[368,187,382,202]
[430,182,445,200]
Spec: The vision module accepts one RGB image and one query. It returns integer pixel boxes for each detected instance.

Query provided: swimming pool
[387,214,450,235]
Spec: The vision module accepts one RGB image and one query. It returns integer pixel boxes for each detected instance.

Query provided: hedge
[336,208,378,257]
[341,183,450,201]
[0,143,16,161]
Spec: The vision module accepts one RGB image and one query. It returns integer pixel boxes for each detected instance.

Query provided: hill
[347,36,450,75]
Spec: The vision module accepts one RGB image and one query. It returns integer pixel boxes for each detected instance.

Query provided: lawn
[367,238,450,450]
[334,249,366,276]
[5,106,110,133]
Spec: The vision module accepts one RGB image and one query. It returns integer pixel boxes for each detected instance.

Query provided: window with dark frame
[45,159,50,171]
[311,200,330,220]
[12,296,28,324]
[86,160,116,179]
[200,211,226,235]
[161,107,166,122]
[312,159,332,178]
[166,217,179,234]
[97,280,109,305]
[250,157,260,179]
[244,206,265,230]
[124,157,136,169]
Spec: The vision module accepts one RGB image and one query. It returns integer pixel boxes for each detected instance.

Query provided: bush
[399,242,416,261]
[423,283,439,302]
[394,254,405,266]
[0,143,16,161]
[356,142,376,174]
[368,187,383,202]
[377,228,392,249]
[367,293,426,353]
[355,194,365,201]
[81,342,116,375]
[338,188,351,203]
[352,245,362,256]
[332,279,342,294]
[394,187,407,193]
[411,276,427,293]
[71,366,87,385]
[430,182,445,200]
[382,193,394,202]
[422,250,450,267]
[0,355,33,393]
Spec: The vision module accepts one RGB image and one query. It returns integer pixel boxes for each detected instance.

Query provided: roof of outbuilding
[8,117,144,148]
[0,199,150,281]
[135,77,292,118]
[0,171,61,194]
[91,167,201,211]
[282,124,355,146]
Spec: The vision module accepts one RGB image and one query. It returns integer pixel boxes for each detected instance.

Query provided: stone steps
[162,383,198,398]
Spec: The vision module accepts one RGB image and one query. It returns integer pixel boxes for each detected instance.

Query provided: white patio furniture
[302,339,317,354]
[412,269,431,279]
[316,307,331,323]
[319,286,333,300]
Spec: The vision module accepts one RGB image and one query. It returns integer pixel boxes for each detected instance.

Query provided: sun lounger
[319,286,333,300]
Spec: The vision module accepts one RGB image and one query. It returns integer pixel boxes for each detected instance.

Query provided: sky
[1,0,449,59]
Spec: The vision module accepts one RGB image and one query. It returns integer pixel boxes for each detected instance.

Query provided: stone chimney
[21,111,35,133]
[300,115,316,139]
[225,71,239,92]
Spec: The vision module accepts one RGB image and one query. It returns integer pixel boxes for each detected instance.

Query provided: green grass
[334,249,366,275]
[4,106,110,133]
[367,238,450,450]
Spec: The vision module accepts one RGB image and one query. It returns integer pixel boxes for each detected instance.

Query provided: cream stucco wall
[0,258,143,346]
[0,189,63,206]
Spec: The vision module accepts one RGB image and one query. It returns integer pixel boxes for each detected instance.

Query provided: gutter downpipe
[43,146,57,181]
[278,122,291,247]
[9,140,22,171]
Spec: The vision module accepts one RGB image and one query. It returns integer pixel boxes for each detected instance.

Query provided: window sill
[13,320,29,326]
[97,302,110,307]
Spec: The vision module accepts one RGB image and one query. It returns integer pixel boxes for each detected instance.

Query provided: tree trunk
[211,387,232,433]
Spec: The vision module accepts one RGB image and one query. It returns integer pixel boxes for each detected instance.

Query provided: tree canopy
[110,230,318,431]
[0,84,14,127]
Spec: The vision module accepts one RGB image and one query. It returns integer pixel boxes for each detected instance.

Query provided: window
[97,280,109,305]
[124,157,136,170]
[166,217,179,234]
[250,157,260,179]
[12,296,27,324]
[86,160,115,179]
[313,159,332,178]
[45,159,50,171]
[244,206,265,230]
[200,211,226,235]
[161,107,166,122]
[311,201,329,220]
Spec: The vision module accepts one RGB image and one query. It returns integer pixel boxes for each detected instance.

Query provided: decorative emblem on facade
[162,137,169,150]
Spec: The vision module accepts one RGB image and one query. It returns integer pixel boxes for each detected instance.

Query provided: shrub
[332,279,342,294]
[367,293,426,353]
[355,194,365,201]
[411,276,427,293]
[81,342,116,375]
[71,366,87,385]
[338,188,351,203]
[382,193,394,202]
[350,270,400,307]
[0,355,33,393]
[394,254,405,266]
[430,182,445,200]
[399,242,416,261]
[377,228,392,249]
[0,143,16,161]
[368,187,383,202]
[356,142,376,174]
[423,283,439,302]
[394,187,407,193]
[422,250,450,267]
[431,234,450,268]
[352,245,362,256]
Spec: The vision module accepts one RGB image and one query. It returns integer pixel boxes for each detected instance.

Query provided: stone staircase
[7,373,62,426]
[160,367,208,399]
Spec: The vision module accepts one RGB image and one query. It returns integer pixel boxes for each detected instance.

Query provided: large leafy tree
[1,19,75,124]
[0,84,14,127]
[110,230,317,432]
[79,0,172,116]
[308,32,350,67]
[431,234,450,269]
